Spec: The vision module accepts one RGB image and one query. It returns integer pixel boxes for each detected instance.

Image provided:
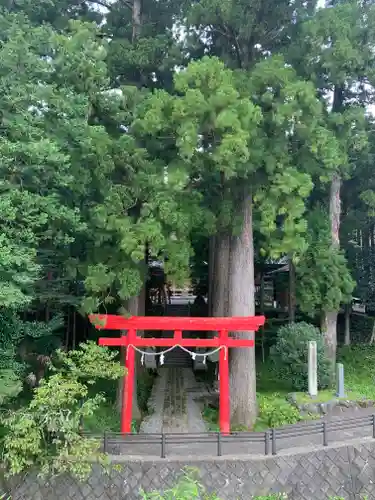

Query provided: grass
[293,346,375,404]
[293,389,360,404]
[337,345,375,401]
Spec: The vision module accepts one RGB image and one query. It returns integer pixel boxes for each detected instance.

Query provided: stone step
[164,347,192,367]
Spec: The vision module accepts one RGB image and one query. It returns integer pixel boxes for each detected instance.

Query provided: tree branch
[86,0,133,11]
[86,0,113,10]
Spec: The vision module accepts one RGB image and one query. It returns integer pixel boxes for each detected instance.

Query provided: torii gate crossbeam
[89,314,265,434]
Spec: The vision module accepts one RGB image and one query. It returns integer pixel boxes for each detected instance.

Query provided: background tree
[288,0,375,366]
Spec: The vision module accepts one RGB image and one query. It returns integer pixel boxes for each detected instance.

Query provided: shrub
[1,342,124,481]
[258,394,301,428]
[269,322,330,391]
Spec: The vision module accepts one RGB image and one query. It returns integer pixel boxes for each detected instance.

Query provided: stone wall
[10,437,375,500]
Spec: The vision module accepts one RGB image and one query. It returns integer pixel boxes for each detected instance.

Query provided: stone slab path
[139,367,208,434]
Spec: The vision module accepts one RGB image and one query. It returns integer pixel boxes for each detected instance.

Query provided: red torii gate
[89,314,265,434]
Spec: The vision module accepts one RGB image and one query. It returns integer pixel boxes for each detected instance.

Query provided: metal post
[323,422,328,446]
[271,428,277,455]
[219,330,230,434]
[122,329,136,434]
[265,431,270,455]
[103,431,108,453]
[217,432,222,457]
[161,433,166,458]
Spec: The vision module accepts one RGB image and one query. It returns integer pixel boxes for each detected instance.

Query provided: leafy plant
[139,469,289,499]
[1,342,124,481]
[270,322,331,391]
[139,468,221,499]
[258,394,301,428]
[0,311,63,406]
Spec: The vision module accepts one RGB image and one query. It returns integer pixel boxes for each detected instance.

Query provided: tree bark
[208,236,216,316]
[228,193,257,428]
[344,303,351,345]
[322,172,341,372]
[369,319,375,345]
[132,0,142,42]
[288,256,296,323]
[212,234,230,318]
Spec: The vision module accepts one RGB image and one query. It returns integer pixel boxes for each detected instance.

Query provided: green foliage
[201,406,220,432]
[0,13,93,309]
[83,400,120,434]
[296,209,355,314]
[1,342,124,481]
[53,341,124,383]
[139,467,288,499]
[139,467,221,499]
[270,322,331,391]
[337,345,375,401]
[258,394,301,428]
[0,310,63,406]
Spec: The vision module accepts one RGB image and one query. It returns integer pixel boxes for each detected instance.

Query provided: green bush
[258,394,301,428]
[269,322,331,391]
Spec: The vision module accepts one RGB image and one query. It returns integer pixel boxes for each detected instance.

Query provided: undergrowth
[84,370,156,434]
[337,345,375,400]
[139,468,289,499]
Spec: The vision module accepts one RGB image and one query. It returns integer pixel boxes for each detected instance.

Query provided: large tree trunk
[228,193,257,428]
[288,256,296,323]
[212,234,230,318]
[132,0,142,42]
[117,295,141,420]
[369,320,375,345]
[208,236,216,316]
[322,172,341,372]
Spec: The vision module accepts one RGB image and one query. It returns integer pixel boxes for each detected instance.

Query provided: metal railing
[84,413,375,458]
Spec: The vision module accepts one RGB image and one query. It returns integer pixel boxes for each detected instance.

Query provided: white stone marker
[308,341,318,397]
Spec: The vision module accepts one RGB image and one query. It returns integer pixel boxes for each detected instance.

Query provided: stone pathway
[139,367,208,434]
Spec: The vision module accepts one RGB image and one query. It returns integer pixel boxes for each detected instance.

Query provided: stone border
[287,392,375,416]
